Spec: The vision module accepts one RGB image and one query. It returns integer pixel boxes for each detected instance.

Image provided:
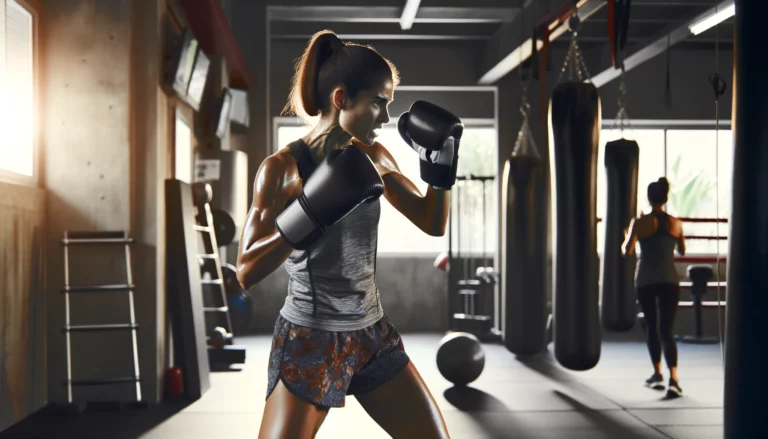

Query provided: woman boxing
[236,30,460,438]
[622,177,685,398]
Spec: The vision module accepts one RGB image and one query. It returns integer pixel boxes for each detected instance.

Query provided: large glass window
[665,129,732,254]
[597,125,732,255]
[0,0,36,179]
[275,120,498,255]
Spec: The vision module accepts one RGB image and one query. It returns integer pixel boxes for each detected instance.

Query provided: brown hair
[283,30,400,122]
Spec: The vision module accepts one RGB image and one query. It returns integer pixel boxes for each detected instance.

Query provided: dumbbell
[210,326,232,349]
[474,266,498,284]
[221,263,254,330]
[192,182,213,206]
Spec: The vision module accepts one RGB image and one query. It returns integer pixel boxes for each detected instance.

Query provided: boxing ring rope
[675,255,726,264]
[596,216,727,223]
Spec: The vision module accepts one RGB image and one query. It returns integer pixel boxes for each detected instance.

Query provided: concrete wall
[39,0,178,405]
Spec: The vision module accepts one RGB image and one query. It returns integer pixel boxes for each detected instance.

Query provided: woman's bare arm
[236,154,299,289]
[622,218,638,256]
[366,141,449,236]
[672,218,686,256]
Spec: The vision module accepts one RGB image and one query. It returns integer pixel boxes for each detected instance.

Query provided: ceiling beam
[267,6,517,24]
[478,0,606,85]
[591,0,734,88]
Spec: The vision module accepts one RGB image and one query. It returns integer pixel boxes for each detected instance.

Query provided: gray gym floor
[1,332,724,439]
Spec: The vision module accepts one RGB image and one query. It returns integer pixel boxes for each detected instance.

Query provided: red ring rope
[684,235,728,240]
[597,217,727,223]
[675,256,726,263]
[679,281,727,289]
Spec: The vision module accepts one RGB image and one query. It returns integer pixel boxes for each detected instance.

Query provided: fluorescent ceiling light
[400,0,421,30]
[689,3,735,35]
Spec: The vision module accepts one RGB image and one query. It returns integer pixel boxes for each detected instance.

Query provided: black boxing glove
[275,146,384,250]
[397,101,464,190]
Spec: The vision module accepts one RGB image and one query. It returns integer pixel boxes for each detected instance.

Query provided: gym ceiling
[268,0,734,86]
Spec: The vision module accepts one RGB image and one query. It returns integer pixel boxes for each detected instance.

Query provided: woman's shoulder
[254,148,300,189]
[352,139,399,175]
[267,147,299,170]
[664,213,681,223]
[635,213,652,222]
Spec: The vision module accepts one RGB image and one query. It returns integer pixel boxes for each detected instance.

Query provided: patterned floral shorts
[266,313,410,408]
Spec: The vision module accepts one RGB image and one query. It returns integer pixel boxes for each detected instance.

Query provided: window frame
[0,0,42,187]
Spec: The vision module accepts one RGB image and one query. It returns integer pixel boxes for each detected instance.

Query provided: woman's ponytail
[284,30,345,119]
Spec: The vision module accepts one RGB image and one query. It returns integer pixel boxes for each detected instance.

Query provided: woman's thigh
[637,285,659,326]
[657,283,681,333]
[259,379,330,439]
[354,361,450,439]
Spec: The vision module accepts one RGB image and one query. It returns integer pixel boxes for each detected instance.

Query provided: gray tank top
[635,212,679,287]
[279,139,384,331]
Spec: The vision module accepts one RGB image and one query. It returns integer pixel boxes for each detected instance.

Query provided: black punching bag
[601,139,639,331]
[725,2,768,437]
[549,81,601,371]
[502,119,546,355]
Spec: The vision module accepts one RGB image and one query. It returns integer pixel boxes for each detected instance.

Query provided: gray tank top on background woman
[635,211,680,287]
[280,139,384,332]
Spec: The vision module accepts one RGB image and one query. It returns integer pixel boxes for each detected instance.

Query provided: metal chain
[557,12,591,83]
[613,66,631,132]
[520,81,531,117]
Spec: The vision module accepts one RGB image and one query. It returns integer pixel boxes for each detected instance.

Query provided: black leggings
[637,283,680,368]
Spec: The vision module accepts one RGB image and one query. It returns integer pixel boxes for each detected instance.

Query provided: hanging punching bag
[601,139,639,332]
[502,117,546,356]
[549,81,602,371]
[725,2,768,437]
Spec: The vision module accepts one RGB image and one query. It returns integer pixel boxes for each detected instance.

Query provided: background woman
[623,177,686,399]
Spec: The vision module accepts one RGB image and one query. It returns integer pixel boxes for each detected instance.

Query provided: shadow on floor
[443,386,514,437]
[552,391,664,439]
[0,400,193,439]
[518,353,665,439]
[444,386,508,412]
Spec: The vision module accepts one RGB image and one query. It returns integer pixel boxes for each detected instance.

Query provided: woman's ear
[331,87,346,111]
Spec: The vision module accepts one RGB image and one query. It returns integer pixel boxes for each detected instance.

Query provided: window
[0,0,37,180]
[665,129,732,254]
[275,119,498,256]
[596,124,732,255]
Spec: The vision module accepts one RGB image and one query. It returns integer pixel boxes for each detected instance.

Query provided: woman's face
[338,79,394,146]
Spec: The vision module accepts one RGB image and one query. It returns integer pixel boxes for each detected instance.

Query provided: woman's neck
[651,205,665,213]
[302,116,351,162]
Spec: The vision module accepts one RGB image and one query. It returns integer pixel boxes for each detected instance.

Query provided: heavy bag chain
[613,65,632,132]
[512,81,540,158]
[520,81,531,119]
[558,6,591,83]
